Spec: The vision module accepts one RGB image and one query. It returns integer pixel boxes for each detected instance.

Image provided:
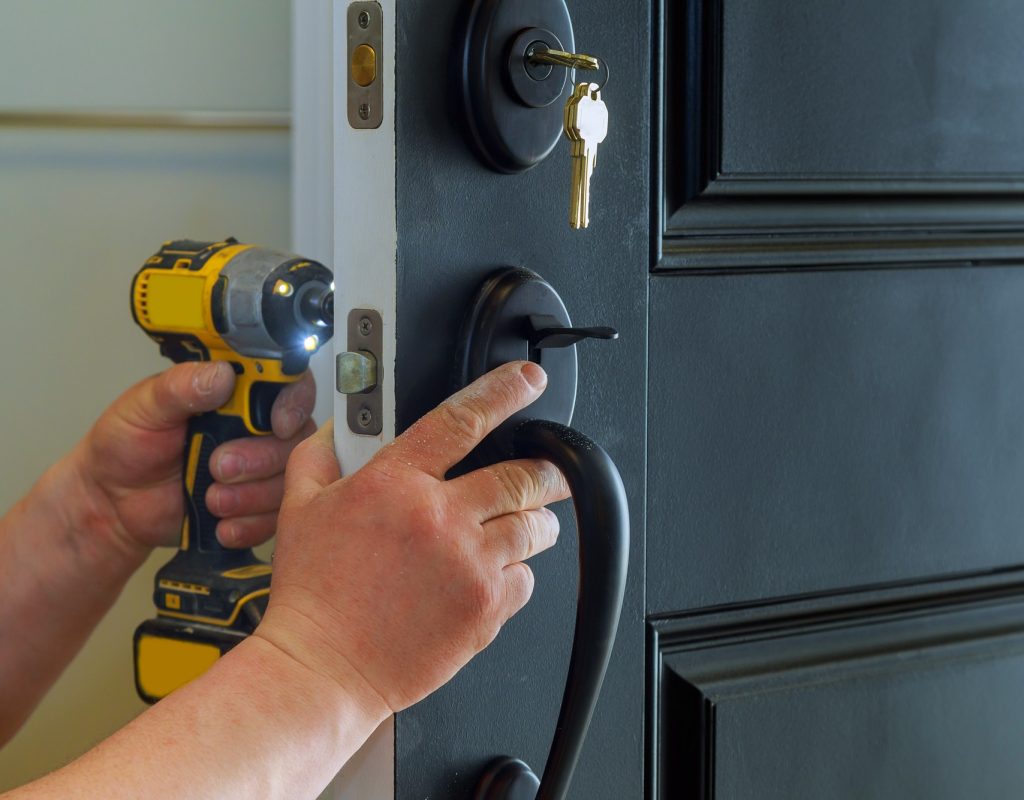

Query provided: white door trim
[293,0,397,797]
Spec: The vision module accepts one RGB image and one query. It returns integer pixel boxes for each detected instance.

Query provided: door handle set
[455,268,629,800]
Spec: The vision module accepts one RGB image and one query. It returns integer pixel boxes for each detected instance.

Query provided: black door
[381,0,1024,796]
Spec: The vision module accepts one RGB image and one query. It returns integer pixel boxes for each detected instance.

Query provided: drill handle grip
[182,412,255,560]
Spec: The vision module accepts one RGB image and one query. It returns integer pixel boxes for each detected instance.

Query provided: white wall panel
[0,0,290,111]
[0,0,291,789]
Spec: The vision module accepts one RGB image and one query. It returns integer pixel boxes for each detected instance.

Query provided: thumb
[283,419,342,506]
[113,362,236,431]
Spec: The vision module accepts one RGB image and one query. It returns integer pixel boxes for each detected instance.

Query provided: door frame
[293,0,397,796]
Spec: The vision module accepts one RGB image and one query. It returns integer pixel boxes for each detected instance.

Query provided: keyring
[577,56,610,93]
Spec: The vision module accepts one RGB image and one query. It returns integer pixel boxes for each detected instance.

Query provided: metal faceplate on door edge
[347,1,384,129]
[339,308,384,435]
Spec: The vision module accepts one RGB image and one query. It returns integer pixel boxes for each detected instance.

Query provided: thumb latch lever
[527,314,619,349]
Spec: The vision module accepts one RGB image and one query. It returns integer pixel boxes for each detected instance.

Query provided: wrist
[239,631,390,758]
[255,603,394,724]
[26,447,149,578]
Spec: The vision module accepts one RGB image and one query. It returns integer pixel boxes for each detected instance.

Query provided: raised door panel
[648,268,1024,614]
[652,579,1024,798]
[656,0,1024,269]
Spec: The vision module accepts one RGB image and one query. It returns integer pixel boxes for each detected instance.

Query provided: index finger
[270,370,316,440]
[382,361,547,479]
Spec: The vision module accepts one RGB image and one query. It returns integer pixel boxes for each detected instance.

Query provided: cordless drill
[131,238,334,704]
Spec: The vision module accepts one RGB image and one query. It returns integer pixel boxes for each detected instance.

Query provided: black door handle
[474,418,629,800]
[457,267,627,798]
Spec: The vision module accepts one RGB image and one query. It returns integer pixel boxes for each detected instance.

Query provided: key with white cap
[564,82,609,229]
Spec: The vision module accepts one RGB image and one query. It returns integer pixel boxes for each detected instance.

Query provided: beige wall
[0,1,292,788]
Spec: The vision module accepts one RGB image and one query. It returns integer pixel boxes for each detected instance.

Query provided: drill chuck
[300,286,334,328]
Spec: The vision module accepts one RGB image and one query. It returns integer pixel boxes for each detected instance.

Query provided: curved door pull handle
[474,419,629,800]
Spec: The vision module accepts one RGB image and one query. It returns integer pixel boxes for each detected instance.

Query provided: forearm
[0,452,146,744]
[2,635,387,799]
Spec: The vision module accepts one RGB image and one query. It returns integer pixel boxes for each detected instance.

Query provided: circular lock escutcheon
[459,0,575,173]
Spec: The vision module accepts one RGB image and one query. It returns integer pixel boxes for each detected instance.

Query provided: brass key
[528,47,600,72]
[564,82,609,229]
[563,83,588,229]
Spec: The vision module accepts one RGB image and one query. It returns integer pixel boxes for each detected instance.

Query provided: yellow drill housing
[132,238,334,433]
[131,238,334,703]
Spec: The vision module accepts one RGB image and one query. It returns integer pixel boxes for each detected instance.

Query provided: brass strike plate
[345,309,383,435]
[347,2,383,129]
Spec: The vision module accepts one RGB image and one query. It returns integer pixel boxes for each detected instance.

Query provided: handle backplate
[454,267,579,464]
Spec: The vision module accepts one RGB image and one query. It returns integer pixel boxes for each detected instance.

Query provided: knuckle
[503,367,532,402]
[514,513,536,556]
[494,464,541,508]
[165,364,191,395]
[520,510,551,557]
[360,457,400,486]
[266,439,292,470]
[440,399,489,443]
[526,510,548,548]
[506,562,535,610]
[535,461,565,497]
[408,495,448,535]
[468,571,503,623]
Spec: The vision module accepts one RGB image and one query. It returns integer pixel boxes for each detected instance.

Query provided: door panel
[657,0,1024,269]
[648,267,1024,613]
[652,578,1024,798]
[720,0,1024,177]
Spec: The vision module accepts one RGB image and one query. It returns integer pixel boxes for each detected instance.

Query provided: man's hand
[0,361,568,795]
[257,361,570,717]
[69,361,316,559]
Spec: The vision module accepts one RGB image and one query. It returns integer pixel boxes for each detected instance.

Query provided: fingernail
[216,453,243,480]
[196,362,229,395]
[521,362,547,390]
[214,487,239,514]
[218,522,238,547]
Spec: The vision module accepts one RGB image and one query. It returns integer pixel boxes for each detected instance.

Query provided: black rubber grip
[182,412,253,557]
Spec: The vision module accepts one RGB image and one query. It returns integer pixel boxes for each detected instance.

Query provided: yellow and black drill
[130,238,333,704]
